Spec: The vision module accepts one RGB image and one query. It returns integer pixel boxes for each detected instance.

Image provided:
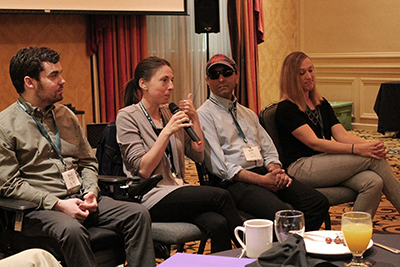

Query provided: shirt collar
[18,96,55,118]
[210,92,237,111]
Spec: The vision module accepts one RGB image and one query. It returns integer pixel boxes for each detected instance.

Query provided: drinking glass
[341,211,372,267]
[274,210,305,243]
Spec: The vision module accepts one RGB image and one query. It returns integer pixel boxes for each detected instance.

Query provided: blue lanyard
[139,101,176,174]
[17,100,66,168]
[139,101,163,129]
[209,97,251,148]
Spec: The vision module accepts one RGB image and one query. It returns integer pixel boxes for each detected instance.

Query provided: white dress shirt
[197,92,281,181]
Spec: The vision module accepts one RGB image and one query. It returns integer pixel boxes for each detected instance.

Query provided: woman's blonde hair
[279,51,323,111]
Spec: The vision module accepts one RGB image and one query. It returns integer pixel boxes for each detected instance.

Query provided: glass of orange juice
[341,211,372,267]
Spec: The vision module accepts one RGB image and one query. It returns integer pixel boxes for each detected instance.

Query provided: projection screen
[0,0,187,15]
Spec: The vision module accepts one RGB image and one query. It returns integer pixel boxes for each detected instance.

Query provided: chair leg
[197,239,207,254]
[154,242,171,260]
[176,243,185,253]
[324,212,332,230]
[175,240,206,255]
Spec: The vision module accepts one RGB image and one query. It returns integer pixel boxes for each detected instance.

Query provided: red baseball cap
[206,54,237,74]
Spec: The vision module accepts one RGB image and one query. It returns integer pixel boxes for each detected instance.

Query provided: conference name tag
[62,169,81,193]
[243,145,263,161]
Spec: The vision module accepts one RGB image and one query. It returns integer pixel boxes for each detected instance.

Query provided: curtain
[146,0,231,108]
[87,15,148,122]
[228,0,264,114]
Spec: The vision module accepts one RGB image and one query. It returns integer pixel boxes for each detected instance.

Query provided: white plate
[304,230,373,255]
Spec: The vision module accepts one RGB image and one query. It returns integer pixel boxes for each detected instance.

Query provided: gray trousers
[287,153,400,217]
[22,196,155,267]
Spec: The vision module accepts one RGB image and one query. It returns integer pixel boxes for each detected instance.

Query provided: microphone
[168,102,202,145]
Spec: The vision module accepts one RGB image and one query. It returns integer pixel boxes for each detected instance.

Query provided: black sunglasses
[207,69,235,80]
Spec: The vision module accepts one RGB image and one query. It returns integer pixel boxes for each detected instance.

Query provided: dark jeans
[226,167,330,232]
[149,186,244,253]
[22,196,155,267]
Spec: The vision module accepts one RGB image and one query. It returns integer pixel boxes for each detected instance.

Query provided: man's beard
[36,82,64,105]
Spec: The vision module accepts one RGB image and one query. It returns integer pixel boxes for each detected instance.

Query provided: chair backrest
[259,103,283,162]
[86,123,108,148]
[96,121,126,177]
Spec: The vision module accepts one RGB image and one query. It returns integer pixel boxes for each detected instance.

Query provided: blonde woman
[275,51,400,217]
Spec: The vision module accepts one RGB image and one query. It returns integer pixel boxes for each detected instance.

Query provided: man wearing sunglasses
[197,54,329,232]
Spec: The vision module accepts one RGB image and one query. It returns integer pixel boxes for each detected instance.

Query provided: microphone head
[168,102,180,114]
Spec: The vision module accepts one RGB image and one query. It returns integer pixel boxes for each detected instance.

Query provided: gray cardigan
[116,104,204,209]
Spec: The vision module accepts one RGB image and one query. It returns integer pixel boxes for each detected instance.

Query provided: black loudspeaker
[194,0,220,34]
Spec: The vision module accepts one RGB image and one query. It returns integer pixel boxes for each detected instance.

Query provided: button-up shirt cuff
[264,159,282,170]
[225,165,244,181]
[46,195,60,210]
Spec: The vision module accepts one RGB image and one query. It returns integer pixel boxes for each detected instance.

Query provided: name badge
[62,169,81,194]
[243,145,263,161]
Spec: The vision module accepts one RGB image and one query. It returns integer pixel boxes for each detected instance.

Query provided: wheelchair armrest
[97,174,162,203]
[127,174,162,200]
[0,197,37,212]
[97,175,140,201]
[98,175,130,184]
[0,197,37,232]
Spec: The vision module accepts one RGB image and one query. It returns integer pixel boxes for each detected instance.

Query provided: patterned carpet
[157,130,400,263]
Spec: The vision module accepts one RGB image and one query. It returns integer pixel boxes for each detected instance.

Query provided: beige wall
[0,14,92,124]
[3,1,399,130]
[300,0,400,53]
[259,0,400,130]
[258,0,299,109]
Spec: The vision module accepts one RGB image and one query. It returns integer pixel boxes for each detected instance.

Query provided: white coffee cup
[234,219,273,258]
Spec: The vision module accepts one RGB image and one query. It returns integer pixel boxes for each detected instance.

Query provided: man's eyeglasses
[207,69,235,80]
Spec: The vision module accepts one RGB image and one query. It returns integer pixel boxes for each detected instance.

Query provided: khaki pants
[0,249,62,267]
[288,153,400,217]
